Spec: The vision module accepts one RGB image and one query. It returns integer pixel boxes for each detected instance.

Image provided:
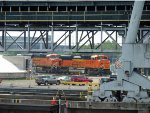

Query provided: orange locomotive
[32,54,62,73]
[32,54,110,75]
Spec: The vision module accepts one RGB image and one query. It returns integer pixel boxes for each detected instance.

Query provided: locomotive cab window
[99,55,108,60]
[46,54,60,59]
[91,55,98,60]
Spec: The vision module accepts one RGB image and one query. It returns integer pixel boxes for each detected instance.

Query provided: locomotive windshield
[46,54,60,59]
[91,55,108,60]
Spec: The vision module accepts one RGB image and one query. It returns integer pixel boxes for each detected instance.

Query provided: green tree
[102,40,121,50]
[82,40,121,50]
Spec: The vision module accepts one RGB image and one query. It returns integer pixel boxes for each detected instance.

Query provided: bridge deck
[0,1,149,26]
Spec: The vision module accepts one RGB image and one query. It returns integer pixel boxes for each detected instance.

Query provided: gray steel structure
[0,1,150,53]
[92,0,150,103]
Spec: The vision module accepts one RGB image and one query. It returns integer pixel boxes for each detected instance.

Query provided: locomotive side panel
[32,58,52,67]
[32,54,110,75]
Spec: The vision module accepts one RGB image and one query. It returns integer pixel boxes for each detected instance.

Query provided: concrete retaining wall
[67,109,138,113]
[3,55,31,70]
[66,101,150,113]
[0,96,149,113]
[0,55,31,78]
[0,73,26,79]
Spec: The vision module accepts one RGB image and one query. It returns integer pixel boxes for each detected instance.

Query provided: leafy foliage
[101,40,121,50]
[81,40,121,50]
